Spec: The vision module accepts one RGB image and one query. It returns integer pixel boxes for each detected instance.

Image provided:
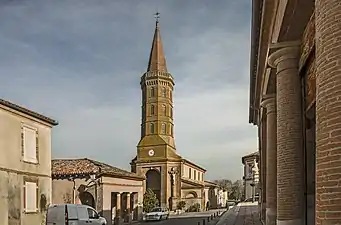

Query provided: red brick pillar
[268,44,304,225]
[315,0,341,224]
[261,94,277,225]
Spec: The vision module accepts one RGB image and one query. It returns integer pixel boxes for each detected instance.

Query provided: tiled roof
[181,178,205,187]
[52,158,144,180]
[0,99,58,126]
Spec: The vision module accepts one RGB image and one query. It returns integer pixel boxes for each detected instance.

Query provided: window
[87,208,99,219]
[151,105,155,115]
[150,123,155,134]
[194,170,197,180]
[77,206,88,220]
[162,105,166,116]
[150,87,155,97]
[24,181,38,213]
[189,168,192,179]
[202,173,204,181]
[161,87,166,97]
[170,108,173,118]
[22,126,38,163]
[171,126,173,136]
[161,123,166,134]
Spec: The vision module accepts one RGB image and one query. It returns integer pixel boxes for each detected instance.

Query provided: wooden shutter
[35,130,39,163]
[21,127,24,156]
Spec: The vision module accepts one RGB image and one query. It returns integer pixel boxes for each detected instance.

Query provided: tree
[229,180,243,200]
[214,179,233,192]
[143,188,159,213]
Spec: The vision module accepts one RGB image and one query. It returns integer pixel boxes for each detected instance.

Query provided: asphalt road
[137,216,213,225]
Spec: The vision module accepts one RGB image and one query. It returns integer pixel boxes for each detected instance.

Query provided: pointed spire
[147,12,168,73]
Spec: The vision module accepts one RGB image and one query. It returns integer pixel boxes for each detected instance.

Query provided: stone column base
[266,208,276,225]
[277,219,303,225]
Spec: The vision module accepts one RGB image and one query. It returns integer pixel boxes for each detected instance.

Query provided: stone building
[51,158,144,225]
[130,18,208,211]
[241,152,259,201]
[0,99,58,225]
[248,0,341,225]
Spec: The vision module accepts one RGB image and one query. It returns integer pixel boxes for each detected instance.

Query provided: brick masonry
[268,46,305,222]
[261,95,277,225]
[315,0,341,224]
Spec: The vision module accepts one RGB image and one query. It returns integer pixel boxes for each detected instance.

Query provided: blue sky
[0,0,257,181]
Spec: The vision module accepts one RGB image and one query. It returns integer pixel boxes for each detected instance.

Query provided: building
[51,158,145,224]
[241,152,259,201]
[130,18,208,211]
[203,181,222,209]
[249,0,341,225]
[0,99,58,225]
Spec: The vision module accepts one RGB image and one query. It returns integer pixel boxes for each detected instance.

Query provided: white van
[46,204,107,225]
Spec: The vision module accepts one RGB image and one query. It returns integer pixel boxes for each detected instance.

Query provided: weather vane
[154,12,160,23]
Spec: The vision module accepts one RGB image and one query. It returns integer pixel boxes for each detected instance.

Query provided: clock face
[148,149,155,156]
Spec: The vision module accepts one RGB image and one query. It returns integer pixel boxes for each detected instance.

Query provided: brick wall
[315,0,341,224]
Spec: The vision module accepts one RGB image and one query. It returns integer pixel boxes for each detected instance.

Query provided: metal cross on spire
[154,12,160,23]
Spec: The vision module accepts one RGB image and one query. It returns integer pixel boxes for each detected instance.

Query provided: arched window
[150,123,155,134]
[161,123,166,134]
[170,107,173,118]
[162,105,166,116]
[151,105,155,115]
[150,87,155,97]
[161,87,166,97]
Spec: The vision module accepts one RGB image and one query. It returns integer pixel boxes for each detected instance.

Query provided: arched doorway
[146,169,161,204]
[79,191,95,208]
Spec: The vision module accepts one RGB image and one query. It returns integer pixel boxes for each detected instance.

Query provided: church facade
[130,19,208,211]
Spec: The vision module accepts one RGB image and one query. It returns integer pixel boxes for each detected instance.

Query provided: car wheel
[166,215,169,220]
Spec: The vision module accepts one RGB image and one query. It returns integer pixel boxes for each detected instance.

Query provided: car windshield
[151,208,162,212]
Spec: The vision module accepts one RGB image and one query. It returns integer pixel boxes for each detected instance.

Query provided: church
[130,16,211,211]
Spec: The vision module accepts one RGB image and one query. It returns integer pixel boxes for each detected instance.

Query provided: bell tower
[131,13,183,208]
[136,15,179,161]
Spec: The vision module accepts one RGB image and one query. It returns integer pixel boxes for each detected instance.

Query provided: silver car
[143,207,170,221]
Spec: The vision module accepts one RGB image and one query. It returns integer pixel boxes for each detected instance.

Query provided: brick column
[260,115,267,223]
[261,94,277,225]
[268,44,304,225]
[315,1,341,224]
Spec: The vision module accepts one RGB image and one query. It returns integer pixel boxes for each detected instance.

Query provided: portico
[249,0,341,224]
[52,158,144,225]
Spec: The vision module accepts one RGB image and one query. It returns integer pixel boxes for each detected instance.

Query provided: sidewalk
[170,208,225,219]
[216,202,261,225]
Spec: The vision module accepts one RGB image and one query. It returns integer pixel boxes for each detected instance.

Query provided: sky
[0,0,257,181]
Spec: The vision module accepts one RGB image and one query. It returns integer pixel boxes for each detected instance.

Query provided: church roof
[147,20,167,73]
[52,158,144,180]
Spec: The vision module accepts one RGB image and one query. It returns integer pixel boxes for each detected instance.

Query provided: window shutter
[23,184,26,210]
[35,130,39,163]
[21,127,24,156]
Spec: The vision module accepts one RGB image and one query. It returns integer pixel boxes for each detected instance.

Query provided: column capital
[126,193,131,197]
[117,192,122,196]
[268,41,300,69]
[261,94,276,114]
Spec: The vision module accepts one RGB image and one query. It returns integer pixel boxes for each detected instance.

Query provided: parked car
[46,204,107,225]
[143,207,169,221]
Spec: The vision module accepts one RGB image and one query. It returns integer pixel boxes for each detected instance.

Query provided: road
[136,216,213,225]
